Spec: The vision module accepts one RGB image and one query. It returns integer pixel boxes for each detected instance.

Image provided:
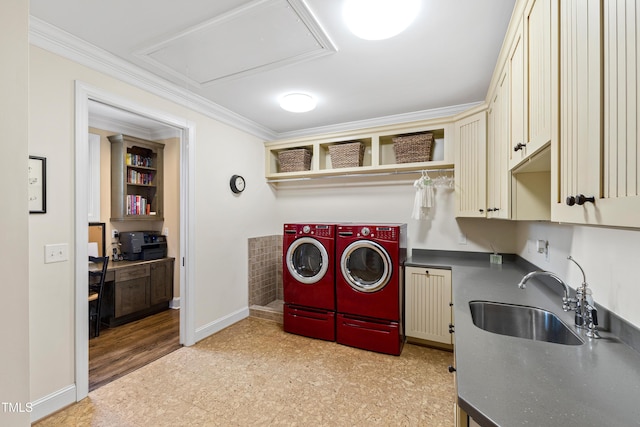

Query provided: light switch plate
[45,243,68,263]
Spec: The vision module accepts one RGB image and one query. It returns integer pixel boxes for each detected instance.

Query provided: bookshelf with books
[109,134,164,222]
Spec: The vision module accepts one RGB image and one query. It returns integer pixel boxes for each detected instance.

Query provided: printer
[119,231,167,261]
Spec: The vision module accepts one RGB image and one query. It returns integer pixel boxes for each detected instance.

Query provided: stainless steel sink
[469,301,584,345]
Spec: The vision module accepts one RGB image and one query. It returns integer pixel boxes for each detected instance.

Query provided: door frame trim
[74,81,196,400]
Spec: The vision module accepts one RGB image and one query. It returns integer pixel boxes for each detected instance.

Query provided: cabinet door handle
[514,143,526,152]
[576,194,596,205]
[566,196,576,206]
[448,366,457,373]
[479,209,484,213]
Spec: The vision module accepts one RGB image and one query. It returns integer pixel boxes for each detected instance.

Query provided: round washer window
[340,240,392,293]
[286,237,329,284]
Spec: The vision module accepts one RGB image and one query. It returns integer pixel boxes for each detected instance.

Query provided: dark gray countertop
[407,251,640,427]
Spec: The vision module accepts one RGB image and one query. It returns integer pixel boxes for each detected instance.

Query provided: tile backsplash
[248,235,283,307]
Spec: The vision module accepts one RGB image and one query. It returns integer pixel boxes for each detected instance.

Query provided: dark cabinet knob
[449,323,455,334]
[566,196,576,206]
[448,365,457,373]
[479,209,484,213]
[514,143,526,152]
[487,208,494,212]
[493,207,500,211]
[449,302,454,307]
[576,194,596,205]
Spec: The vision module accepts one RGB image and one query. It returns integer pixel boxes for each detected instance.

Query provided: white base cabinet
[405,266,453,346]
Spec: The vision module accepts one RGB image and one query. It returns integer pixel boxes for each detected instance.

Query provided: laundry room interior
[8,0,640,426]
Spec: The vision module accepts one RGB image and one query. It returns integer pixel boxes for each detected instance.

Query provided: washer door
[286,237,329,284]
[340,240,392,293]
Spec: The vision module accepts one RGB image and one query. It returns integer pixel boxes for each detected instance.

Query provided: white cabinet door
[487,68,511,219]
[455,111,487,217]
[508,21,527,169]
[405,267,452,345]
[552,0,601,224]
[553,0,640,228]
[525,0,553,154]
[599,0,640,227]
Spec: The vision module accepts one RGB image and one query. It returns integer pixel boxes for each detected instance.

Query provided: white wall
[273,176,517,254]
[516,221,640,329]
[0,0,31,426]
[27,45,276,410]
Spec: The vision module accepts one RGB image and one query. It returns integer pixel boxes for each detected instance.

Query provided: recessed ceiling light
[279,93,317,113]
[343,0,420,41]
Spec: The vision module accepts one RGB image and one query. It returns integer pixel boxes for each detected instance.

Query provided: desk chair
[89,255,109,338]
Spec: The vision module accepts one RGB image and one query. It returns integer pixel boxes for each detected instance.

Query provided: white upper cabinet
[553,0,640,228]
[455,110,487,218]
[525,0,553,154]
[486,68,511,219]
[508,20,527,170]
[510,0,553,169]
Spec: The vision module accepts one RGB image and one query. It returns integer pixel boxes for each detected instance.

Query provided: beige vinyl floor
[35,317,456,426]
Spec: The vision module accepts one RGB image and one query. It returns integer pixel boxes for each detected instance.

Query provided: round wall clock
[230,175,246,194]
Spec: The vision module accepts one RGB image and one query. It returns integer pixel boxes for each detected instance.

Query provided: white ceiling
[30,0,516,139]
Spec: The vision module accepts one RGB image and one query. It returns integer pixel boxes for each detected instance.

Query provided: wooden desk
[91,257,175,327]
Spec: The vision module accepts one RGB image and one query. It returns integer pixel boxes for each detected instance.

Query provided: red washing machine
[335,223,407,355]
[283,223,336,341]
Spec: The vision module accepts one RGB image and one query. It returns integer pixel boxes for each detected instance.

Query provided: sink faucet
[517,270,573,310]
[517,256,600,339]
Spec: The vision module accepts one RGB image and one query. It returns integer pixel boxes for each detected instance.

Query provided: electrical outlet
[112,229,119,239]
[45,243,68,263]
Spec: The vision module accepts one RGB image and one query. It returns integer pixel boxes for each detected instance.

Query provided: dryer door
[340,240,392,293]
[286,237,329,284]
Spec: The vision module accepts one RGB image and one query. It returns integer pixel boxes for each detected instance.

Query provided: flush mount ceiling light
[343,0,420,41]
[279,93,317,113]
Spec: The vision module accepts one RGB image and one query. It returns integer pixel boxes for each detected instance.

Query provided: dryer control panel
[284,223,334,237]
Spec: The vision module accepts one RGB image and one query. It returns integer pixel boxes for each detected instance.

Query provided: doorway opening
[75,81,195,400]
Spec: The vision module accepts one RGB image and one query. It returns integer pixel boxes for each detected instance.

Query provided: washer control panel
[373,226,397,240]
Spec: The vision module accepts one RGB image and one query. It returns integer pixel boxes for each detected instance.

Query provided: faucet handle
[563,297,578,312]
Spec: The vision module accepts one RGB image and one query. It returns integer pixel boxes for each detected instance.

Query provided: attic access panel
[137,0,336,87]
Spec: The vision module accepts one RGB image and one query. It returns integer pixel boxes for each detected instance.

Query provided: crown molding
[29,16,278,141]
[272,101,483,141]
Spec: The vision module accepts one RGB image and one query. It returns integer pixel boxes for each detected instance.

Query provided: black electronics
[119,231,167,261]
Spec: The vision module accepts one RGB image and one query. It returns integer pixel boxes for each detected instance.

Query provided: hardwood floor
[89,309,180,391]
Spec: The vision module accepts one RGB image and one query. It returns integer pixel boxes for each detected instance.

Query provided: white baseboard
[170,297,180,309]
[194,307,249,343]
[30,384,76,423]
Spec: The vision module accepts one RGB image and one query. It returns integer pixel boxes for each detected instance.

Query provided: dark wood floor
[89,309,181,391]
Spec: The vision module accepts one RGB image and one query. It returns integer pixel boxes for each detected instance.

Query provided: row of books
[127,169,153,185]
[126,195,151,216]
[126,153,153,168]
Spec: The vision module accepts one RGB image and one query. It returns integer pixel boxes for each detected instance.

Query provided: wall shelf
[265,119,454,181]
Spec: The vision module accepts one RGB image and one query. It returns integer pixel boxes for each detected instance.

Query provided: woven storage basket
[329,142,365,168]
[392,132,434,163]
[278,148,311,172]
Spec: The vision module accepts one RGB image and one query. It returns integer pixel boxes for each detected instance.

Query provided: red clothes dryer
[335,223,407,355]
[283,223,336,341]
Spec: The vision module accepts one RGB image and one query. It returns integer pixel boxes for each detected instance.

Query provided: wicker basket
[328,142,365,168]
[278,148,312,172]
[392,132,434,163]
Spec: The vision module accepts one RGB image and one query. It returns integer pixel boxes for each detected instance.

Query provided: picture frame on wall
[29,155,47,214]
